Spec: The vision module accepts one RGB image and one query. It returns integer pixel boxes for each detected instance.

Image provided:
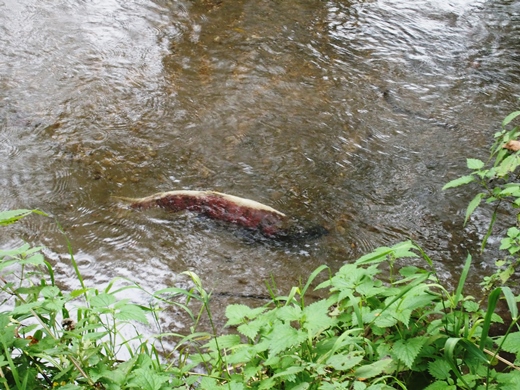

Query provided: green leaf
[496,154,520,176]
[500,185,520,196]
[467,158,485,170]
[354,358,393,380]
[502,111,520,127]
[496,331,520,354]
[464,193,483,225]
[225,304,266,326]
[266,323,306,356]
[454,254,472,308]
[11,301,42,315]
[277,305,302,322]
[391,241,419,258]
[326,351,364,371]
[302,300,335,335]
[114,304,148,324]
[424,381,456,390]
[480,288,502,350]
[442,175,475,190]
[428,359,452,380]
[502,286,518,320]
[0,209,47,226]
[392,337,426,369]
[353,382,367,390]
[354,246,393,265]
[128,367,170,390]
[90,293,116,308]
[271,365,305,381]
[41,286,60,299]
[462,300,479,313]
[206,334,241,351]
[237,319,264,340]
[21,253,45,266]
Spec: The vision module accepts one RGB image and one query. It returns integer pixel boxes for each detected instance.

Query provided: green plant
[183,241,520,389]
[0,209,204,389]
[443,110,520,290]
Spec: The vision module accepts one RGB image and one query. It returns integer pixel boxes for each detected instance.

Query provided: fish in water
[115,190,327,241]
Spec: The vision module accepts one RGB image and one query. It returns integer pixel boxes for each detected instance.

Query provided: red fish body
[123,190,288,238]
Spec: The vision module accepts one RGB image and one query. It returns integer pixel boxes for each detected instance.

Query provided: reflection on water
[1,0,520,330]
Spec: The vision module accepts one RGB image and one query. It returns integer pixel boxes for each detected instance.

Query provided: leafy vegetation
[1,111,520,389]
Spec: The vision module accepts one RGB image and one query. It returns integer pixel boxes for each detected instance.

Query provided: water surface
[1,0,520,330]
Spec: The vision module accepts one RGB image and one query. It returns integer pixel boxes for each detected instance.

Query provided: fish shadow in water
[205,217,330,248]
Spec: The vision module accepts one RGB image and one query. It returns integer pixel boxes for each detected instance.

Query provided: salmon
[116,190,289,238]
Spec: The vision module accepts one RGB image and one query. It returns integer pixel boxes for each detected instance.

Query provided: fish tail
[111,196,141,204]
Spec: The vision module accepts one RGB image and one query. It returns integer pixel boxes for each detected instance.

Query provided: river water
[1,0,520,330]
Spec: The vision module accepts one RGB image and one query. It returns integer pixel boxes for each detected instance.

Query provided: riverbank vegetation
[1,111,520,389]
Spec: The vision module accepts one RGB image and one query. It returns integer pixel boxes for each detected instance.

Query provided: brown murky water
[1,0,520,331]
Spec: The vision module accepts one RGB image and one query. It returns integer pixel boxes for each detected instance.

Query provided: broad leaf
[302,300,335,335]
[467,158,484,170]
[90,293,117,308]
[392,337,426,369]
[266,323,306,356]
[114,304,148,324]
[496,331,520,354]
[225,304,266,326]
[354,358,392,380]
[442,175,475,190]
[326,351,364,371]
[428,359,452,380]
[424,381,456,390]
[237,319,264,340]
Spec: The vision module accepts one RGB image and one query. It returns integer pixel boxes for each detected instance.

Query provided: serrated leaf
[237,319,264,340]
[41,286,60,299]
[266,323,306,356]
[277,305,302,322]
[424,381,456,390]
[225,304,266,326]
[11,301,42,315]
[392,337,426,369]
[302,300,334,335]
[442,175,475,190]
[128,367,170,390]
[272,365,305,381]
[428,359,452,380]
[326,351,364,371]
[354,358,392,380]
[374,311,398,328]
[496,154,520,176]
[353,382,367,390]
[462,300,480,313]
[114,304,148,324]
[467,158,485,170]
[0,243,30,258]
[21,253,45,266]
[464,193,483,225]
[500,185,520,196]
[496,331,520,354]
[206,334,241,351]
[90,293,116,308]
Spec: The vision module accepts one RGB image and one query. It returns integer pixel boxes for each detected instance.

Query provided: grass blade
[479,288,502,350]
[453,254,471,308]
